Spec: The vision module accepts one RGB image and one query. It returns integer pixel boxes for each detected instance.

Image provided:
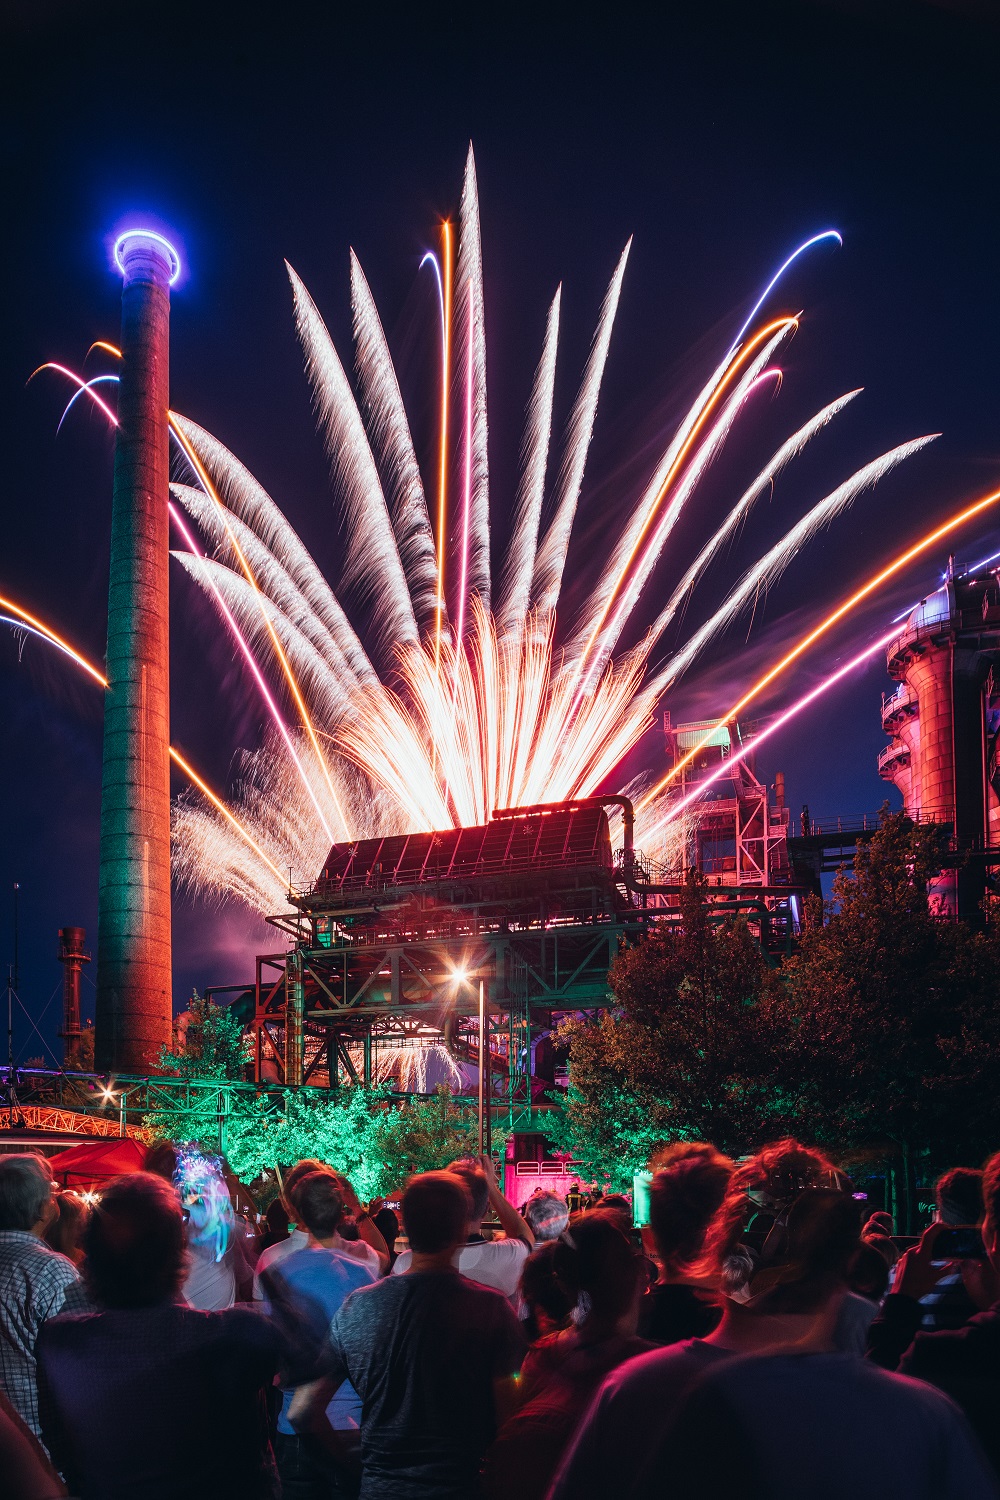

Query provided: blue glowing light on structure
[113,228,182,284]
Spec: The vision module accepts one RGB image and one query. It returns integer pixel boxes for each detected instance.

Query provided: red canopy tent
[47,1138,148,1191]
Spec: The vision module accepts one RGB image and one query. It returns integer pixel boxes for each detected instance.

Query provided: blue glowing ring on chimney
[113,229,181,284]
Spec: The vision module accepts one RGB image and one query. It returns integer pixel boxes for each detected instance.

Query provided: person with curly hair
[638,1141,735,1343]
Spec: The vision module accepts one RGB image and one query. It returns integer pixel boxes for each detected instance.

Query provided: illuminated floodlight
[113,229,181,284]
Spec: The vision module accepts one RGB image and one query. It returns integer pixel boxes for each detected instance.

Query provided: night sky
[3,0,999,1064]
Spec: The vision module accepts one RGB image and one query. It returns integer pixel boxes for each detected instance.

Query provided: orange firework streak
[0,591,281,880]
[637,486,1000,813]
[167,748,289,886]
[434,220,454,678]
[572,315,798,691]
[168,418,351,837]
[0,593,108,687]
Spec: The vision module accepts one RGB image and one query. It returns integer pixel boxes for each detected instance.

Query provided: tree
[774,809,1000,1228]
[158,993,249,1082]
[221,1084,503,1199]
[64,1020,95,1072]
[554,873,783,1185]
[142,993,250,1144]
[224,1086,390,1196]
[378,1086,504,1181]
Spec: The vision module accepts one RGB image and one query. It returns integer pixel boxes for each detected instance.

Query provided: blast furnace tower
[95,230,179,1072]
[879,559,1000,918]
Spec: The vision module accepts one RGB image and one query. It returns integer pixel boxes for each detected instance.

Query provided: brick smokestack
[95,230,179,1073]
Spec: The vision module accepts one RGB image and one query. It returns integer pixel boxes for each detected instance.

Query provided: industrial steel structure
[661,714,795,890]
[56,927,90,1069]
[879,559,1000,917]
[250,801,640,1129]
[242,787,812,1133]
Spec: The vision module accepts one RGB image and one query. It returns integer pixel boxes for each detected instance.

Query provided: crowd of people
[2,1137,1000,1498]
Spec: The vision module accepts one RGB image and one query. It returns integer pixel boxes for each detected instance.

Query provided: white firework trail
[455,146,491,614]
[531,241,631,617]
[646,389,863,646]
[288,263,419,656]
[173,415,376,685]
[497,287,561,636]
[350,251,441,641]
[647,434,939,697]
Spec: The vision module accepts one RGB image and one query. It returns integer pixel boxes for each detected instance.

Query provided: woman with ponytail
[482,1213,651,1499]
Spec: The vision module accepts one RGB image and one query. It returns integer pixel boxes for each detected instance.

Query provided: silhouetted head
[848,1240,890,1302]
[0,1154,53,1233]
[705,1139,858,1310]
[520,1239,575,1340]
[403,1171,473,1255]
[552,1211,643,1323]
[648,1141,734,1275]
[524,1192,570,1242]
[83,1173,186,1308]
[44,1191,89,1262]
[282,1158,337,1220]
[445,1160,489,1227]
[935,1167,983,1227]
[294,1171,345,1239]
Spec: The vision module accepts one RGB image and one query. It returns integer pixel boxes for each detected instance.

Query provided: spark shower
[28,149,946,916]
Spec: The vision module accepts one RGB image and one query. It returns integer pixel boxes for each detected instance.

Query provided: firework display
[23,149,975,923]
[163,150,937,910]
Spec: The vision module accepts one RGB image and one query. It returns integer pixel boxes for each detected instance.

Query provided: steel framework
[246,797,806,1128]
[249,802,644,1130]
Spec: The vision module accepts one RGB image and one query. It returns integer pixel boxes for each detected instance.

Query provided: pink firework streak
[645,624,899,838]
[167,501,336,845]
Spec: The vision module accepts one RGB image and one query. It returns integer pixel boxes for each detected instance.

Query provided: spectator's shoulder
[215,1302,283,1348]
[342,1251,379,1287]
[36,1309,91,1350]
[491,1235,530,1258]
[16,1237,78,1281]
[456,1270,518,1307]
[901,1305,1000,1375]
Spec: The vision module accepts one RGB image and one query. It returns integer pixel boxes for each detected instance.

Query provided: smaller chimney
[58,927,91,1068]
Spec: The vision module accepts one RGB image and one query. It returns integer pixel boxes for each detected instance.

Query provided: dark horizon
[3,0,999,1067]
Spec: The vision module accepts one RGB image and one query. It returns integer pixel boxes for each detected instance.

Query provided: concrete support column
[95,231,178,1073]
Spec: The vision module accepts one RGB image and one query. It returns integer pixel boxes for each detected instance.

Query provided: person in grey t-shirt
[291,1171,525,1499]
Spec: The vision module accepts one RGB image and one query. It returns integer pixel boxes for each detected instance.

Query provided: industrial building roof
[313,803,614,894]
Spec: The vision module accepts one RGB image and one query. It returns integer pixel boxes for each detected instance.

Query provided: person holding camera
[867,1151,1000,1476]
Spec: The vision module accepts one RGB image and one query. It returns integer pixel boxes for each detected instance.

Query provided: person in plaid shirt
[0,1154,78,1439]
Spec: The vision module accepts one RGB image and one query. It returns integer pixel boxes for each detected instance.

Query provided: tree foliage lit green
[224,1084,505,1198]
[143,993,251,1143]
[147,1067,504,1201]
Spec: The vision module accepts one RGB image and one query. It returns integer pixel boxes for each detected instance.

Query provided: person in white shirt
[392,1154,533,1302]
[253,1159,387,1300]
